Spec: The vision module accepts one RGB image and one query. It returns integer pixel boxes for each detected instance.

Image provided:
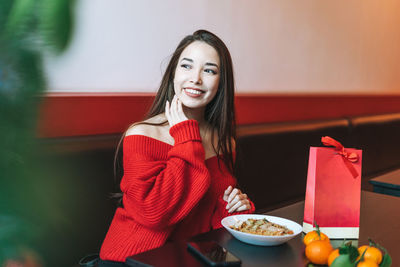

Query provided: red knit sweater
[99,120,255,262]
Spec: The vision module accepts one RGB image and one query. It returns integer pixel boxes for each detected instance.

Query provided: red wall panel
[37,93,400,138]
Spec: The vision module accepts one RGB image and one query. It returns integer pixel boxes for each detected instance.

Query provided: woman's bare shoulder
[126,114,167,135]
[125,114,173,144]
[125,123,153,136]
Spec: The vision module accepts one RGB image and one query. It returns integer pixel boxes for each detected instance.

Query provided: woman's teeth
[185,88,202,95]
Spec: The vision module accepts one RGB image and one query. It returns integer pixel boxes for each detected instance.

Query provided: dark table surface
[126,191,400,267]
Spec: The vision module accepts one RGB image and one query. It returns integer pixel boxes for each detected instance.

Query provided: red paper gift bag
[303,136,362,239]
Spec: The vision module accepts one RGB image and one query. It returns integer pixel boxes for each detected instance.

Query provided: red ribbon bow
[321,136,359,179]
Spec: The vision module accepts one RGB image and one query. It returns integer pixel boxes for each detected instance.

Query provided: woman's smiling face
[173,41,220,109]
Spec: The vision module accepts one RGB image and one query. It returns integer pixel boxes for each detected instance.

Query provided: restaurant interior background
[1,0,400,266]
[39,0,400,138]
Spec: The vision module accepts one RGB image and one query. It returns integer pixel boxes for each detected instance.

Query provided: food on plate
[230,218,294,236]
[221,215,303,246]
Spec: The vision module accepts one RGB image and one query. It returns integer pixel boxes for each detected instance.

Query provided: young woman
[99,30,255,266]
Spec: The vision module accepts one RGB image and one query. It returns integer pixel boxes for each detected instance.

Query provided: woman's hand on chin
[165,95,189,127]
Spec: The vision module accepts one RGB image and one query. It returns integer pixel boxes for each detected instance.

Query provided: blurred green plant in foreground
[0,0,75,265]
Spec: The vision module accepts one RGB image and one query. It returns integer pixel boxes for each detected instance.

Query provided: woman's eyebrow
[205,62,219,69]
[181,58,219,69]
[181,58,193,62]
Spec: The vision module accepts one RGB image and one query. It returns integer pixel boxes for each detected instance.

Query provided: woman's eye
[205,69,217,75]
[180,64,191,69]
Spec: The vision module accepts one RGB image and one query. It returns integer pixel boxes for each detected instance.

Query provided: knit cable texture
[100,120,255,262]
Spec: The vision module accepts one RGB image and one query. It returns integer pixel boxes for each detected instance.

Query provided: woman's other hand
[223,185,251,213]
[165,95,188,127]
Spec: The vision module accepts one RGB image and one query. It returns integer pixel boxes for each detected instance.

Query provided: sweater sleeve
[211,194,256,229]
[120,120,211,230]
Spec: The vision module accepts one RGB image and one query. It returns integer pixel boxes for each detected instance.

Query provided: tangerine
[328,248,340,266]
[357,245,382,264]
[356,259,379,267]
[305,239,333,265]
[303,230,329,245]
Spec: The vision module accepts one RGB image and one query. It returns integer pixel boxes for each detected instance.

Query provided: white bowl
[221,214,302,246]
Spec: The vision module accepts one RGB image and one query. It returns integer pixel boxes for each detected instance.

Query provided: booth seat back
[235,118,350,212]
[348,113,400,190]
[36,137,119,267]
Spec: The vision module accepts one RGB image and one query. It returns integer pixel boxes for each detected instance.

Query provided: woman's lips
[184,88,204,98]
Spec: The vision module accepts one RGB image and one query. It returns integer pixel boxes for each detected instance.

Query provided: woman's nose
[190,71,202,85]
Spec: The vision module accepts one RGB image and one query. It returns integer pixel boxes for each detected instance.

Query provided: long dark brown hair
[112,30,236,204]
